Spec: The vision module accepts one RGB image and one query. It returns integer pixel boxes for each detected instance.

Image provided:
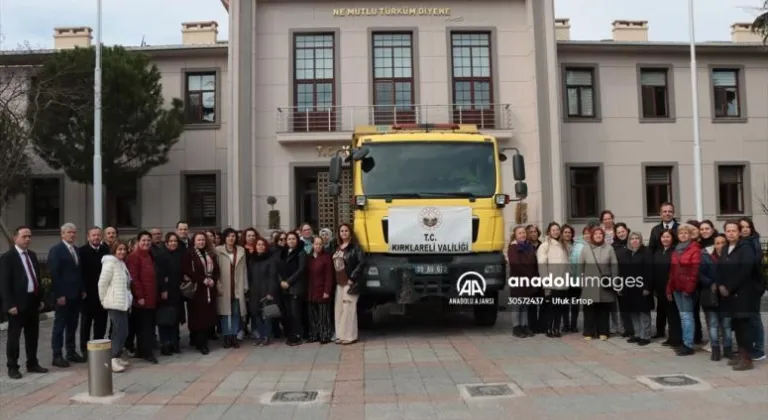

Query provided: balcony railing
[276,104,512,133]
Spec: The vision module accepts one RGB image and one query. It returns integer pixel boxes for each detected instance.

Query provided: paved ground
[0,312,767,420]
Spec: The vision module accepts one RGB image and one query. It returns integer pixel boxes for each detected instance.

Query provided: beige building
[1,0,766,253]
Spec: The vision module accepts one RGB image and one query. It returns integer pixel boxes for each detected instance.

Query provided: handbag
[261,298,282,319]
[589,246,615,292]
[180,279,197,300]
[346,281,360,296]
[700,288,719,308]
[156,305,177,327]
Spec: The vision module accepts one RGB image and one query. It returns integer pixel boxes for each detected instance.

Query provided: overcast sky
[0,0,763,49]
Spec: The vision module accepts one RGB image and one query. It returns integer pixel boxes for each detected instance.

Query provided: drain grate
[458,383,524,400]
[636,375,711,391]
[261,390,330,405]
[272,391,318,403]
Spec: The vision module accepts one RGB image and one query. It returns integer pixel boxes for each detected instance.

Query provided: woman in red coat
[306,237,334,344]
[182,232,220,354]
[666,224,701,356]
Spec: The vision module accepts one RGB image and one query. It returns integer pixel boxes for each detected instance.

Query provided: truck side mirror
[329,156,342,184]
[328,182,341,197]
[515,181,528,199]
[512,153,526,181]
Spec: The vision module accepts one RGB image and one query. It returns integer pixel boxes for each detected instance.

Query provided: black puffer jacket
[279,247,307,296]
[247,251,279,315]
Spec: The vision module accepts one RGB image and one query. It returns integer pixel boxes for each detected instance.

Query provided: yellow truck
[328,123,527,327]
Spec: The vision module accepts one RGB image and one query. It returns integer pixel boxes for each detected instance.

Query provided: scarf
[516,240,534,253]
[699,235,715,248]
[195,248,214,302]
[675,240,690,254]
[244,243,255,254]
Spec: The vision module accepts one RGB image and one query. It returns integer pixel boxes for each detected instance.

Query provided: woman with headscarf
[666,224,702,356]
[319,228,334,252]
[737,217,765,361]
[579,227,619,341]
[616,231,654,345]
[181,232,220,354]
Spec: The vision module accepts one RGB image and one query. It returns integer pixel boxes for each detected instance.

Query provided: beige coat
[214,245,248,317]
[537,238,570,291]
[578,242,619,303]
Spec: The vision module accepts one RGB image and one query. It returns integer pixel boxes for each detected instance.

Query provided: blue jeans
[704,310,732,349]
[252,313,272,339]
[219,300,241,336]
[107,310,129,358]
[514,304,529,327]
[748,313,765,358]
[673,291,697,349]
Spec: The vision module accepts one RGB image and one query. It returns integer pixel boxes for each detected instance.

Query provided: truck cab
[328,123,527,327]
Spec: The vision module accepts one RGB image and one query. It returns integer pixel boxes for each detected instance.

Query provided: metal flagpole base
[70,391,125,404]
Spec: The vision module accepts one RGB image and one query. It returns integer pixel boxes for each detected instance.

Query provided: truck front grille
[382,217,479,244]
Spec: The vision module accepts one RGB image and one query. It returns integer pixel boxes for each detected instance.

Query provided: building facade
[1,0,766,253]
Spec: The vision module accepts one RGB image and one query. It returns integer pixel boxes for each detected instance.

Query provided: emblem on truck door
[419,207,442,231]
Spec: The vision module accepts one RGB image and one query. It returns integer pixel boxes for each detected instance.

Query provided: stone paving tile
[1,313,767,419]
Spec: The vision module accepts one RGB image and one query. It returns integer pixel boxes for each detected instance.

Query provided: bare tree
[0,40,80,245]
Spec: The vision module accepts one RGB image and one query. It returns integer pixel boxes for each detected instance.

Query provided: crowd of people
[1,201,765,379]
[508,202,766,371]
[0,221,364,378]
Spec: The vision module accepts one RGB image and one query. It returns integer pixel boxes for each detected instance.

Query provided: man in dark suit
[0,226,49,379]
[79,226,110,357]
[648,202,679,254]
[175,222,190,250]
[49,222,86,367]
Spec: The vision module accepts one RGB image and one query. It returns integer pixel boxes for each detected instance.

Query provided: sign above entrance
[332,7,451,17]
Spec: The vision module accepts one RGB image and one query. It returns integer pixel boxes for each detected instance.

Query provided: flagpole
[688,0,703,220]
[93,0,103,227]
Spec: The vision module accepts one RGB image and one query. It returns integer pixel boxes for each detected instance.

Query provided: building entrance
[294,166,352,231]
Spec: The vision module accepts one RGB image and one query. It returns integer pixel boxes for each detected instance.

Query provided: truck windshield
[360,142,496,198]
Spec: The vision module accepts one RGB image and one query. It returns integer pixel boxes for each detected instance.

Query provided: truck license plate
[414,264,448,275]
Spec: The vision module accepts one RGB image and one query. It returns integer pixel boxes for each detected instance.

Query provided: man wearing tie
[79,227,110,358]
[0,226,49,379]
[648,202,679,254]
[49,222,87,367]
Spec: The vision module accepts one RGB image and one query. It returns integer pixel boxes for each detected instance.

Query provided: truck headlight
[484,264,503,275]
[367,266,379,276]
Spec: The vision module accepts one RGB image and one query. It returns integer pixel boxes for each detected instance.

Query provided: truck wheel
[473,292,498,327]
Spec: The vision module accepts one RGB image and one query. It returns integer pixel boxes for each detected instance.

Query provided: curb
[0,311,54,332]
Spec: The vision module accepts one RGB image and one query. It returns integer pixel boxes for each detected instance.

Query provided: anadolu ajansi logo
[419,206,442,231]
[456,271,486,297]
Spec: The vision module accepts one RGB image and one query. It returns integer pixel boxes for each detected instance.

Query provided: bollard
[87,339,113,397]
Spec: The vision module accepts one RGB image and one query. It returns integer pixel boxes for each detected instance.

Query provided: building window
[644,166,673,217]
[28,177,61,230]
[372,32,415,124]
[568,167,600,219]
[185,72,216,124]
[712,69,741,118]
[293,33,335,132]
[564,68,596,118]
[717,165,745,215]
[640,68,669,118]
[185,174,218,227]
[106,181,139,228]
[450,32,494,128]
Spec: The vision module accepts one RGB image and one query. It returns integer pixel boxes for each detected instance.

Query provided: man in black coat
[648,202,679,254]
[79,227,110,357]
[0,226,49,379]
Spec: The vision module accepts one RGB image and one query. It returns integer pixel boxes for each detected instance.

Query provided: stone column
[226,0,254,228]
[530,0,564,223]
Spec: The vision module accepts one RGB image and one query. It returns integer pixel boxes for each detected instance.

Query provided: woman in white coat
[98,240,133,373]
[215,228,248,348]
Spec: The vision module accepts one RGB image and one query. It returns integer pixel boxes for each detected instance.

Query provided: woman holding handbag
[333,223,365,345]
[181,233,220,354]
[215,228,248,349]
[247,238,280,346]
[579,227,619,341]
